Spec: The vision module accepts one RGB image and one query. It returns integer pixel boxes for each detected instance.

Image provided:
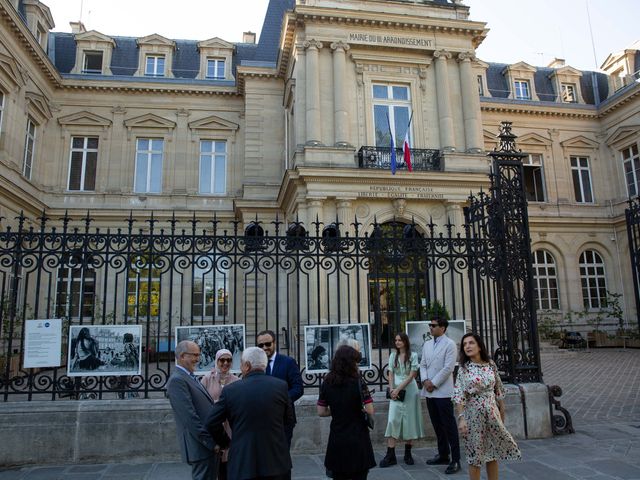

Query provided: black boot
[404,444,414,465]
[379,447,397,468]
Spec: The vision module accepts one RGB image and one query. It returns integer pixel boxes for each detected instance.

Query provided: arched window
[532,250,559,310]
[579,250,607,309]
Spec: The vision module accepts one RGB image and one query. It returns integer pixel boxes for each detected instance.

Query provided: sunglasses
[217,358,232,364]
[257,342,273,348]
[429,324,440,328]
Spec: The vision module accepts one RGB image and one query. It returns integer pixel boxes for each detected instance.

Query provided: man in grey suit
[420,318,461,475]
[167,340,226,480]
[206,346,294,480]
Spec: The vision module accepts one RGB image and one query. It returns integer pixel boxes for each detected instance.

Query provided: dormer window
[83,51,103,74]
[514,80,531,100]
[477,75,484,95]
[561,83,577,103]
[206,58,226,79]
[145,55,165,77]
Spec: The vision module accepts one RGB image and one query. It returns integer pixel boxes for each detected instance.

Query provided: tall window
[523,153,545,202]
[83,51,103,74]
[477,75,484,96]
[579,250,607,309]
[192,263,228,318]
[56,255,95,318]
[561,83,577,103]
[68,137,98,191]
[206,59,225,79]
[622,143,640,197]
[127,255,161,318]
[23,117,36,179]
[532,250,560,310]
[372,84,411,147]
[0,91,4,133]
[514,80,531,100]
[134,138,163,193]
[570,156,593,203]
[145,55,165,76]
[199,140,226,194]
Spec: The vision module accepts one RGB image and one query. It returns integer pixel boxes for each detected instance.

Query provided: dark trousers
[190,454,219,480]
[426,397,460,463]
[249,473,291,480]
[285,423,295,447]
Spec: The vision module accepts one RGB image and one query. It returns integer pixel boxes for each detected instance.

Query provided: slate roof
[37,0,625,106]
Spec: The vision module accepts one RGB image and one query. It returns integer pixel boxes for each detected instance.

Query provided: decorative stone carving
[392,198,407,216]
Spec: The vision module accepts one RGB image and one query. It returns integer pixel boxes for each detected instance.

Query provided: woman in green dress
[380,332,425,467]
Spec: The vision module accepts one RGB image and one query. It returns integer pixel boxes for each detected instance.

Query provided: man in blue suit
[256,329,303,447]
[167,340,227,480]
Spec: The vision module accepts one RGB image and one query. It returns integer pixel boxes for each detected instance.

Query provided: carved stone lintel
[393,198,407,216]
[330,41,350,53]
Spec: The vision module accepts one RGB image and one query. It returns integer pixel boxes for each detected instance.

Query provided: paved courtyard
[1,348,639,479]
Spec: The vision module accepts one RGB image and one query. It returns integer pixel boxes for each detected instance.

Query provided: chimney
[70,21,86,34]
[547,58,565,69]
[243,31,256,44]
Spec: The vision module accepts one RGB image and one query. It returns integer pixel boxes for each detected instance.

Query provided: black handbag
[386,387,406,402]
[358,378,374,430]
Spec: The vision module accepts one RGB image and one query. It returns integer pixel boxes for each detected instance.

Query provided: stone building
[0,0,639,342]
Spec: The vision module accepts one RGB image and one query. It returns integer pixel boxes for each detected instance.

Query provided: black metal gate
[625,197,640,333]
[0,122,541,401]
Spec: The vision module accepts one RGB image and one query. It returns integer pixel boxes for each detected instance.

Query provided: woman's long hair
[324,345,361,386]
[458,332,490,366]
[393,332,411,370]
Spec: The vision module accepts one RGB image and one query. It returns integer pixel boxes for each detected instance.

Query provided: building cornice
[597,82,640,117]
[480,98,598,119]
[58,77,242,97]
[0,0,61,86]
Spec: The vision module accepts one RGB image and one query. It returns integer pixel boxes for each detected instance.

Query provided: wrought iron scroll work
[625,197,640,334]
[467,121,542,383]
[548,385,575,435]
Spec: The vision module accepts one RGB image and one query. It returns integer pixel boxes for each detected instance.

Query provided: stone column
[336,199,355,322]
[331,42,351,147]
[304,40,323,146]
[294,42,306,148]
[433,50,455,152]
[457,52,483,153]
[336,199,354,234]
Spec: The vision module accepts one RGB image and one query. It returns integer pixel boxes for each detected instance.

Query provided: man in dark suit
[167,340,226,480]
[256,329,303,447]
[206,346,294,480]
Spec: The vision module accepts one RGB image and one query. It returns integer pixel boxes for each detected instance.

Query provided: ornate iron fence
[357,146,441,171]
[0,122,541,401]
[625,196,640,333]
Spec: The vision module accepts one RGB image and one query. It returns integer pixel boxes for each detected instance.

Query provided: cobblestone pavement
[2,348,639,479]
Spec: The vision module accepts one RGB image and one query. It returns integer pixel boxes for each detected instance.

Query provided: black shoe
[379,454,397,468]
[404,451,414,465]
[426,455,450,465]
[445,461,461,474]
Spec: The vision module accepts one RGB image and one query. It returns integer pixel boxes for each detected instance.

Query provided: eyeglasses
[218,358,232,364]
[429,324,440,328]
[257,342,273,348]
[184,352,201,358]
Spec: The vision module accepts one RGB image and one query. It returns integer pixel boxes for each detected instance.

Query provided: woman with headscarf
[309,345,329,370]
[201,349,239,480]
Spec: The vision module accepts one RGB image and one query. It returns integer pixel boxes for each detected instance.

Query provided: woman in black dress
[317,345,376,480]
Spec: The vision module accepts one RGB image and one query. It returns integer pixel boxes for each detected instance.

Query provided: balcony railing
[357,146,441,171]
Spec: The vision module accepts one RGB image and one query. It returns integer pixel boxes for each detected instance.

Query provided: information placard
[24,319,62,369]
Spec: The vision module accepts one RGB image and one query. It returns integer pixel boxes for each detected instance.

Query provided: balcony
[357,146,441,172]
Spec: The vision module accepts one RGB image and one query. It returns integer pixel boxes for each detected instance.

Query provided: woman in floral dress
[379,333,425,467]
[453,333,521,480]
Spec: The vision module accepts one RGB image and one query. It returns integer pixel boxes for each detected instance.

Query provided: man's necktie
[266,359,272,375]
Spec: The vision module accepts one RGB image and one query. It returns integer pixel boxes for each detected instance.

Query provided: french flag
[403,130,413,172]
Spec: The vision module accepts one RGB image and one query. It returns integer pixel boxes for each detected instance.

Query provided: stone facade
[0,0,639,331]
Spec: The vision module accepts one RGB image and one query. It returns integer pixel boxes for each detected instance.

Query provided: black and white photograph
[67,325,142,377]
[175,324,244,374]
[407,320,467,364]
[304,323,372,373]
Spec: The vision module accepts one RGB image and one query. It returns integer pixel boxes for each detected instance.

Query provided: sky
[41,0,638,71]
